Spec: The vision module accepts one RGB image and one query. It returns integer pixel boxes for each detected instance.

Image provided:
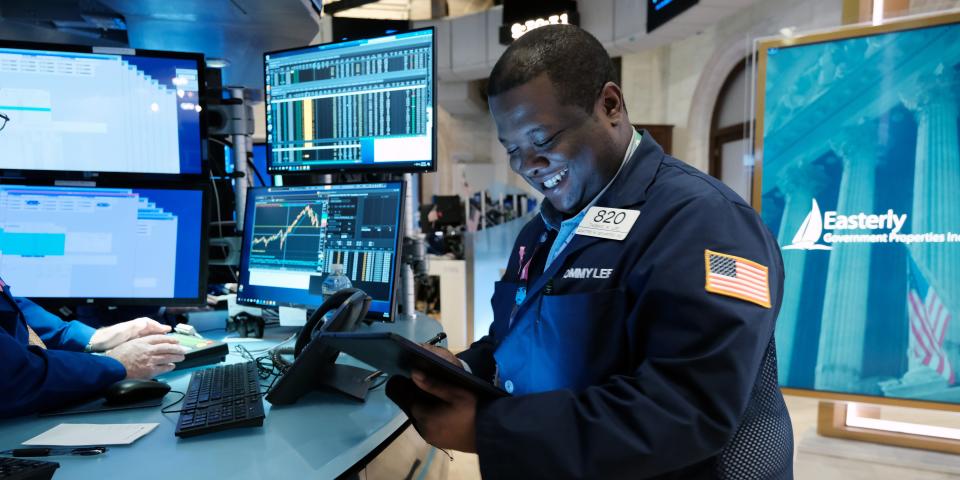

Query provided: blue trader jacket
[0,281,126,417]
[458,133,793,479]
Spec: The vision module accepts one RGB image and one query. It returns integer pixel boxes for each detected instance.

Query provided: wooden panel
[818,401,960,455]
[633,124,673,155]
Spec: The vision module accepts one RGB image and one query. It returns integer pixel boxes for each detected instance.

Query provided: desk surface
[0,314,442,479]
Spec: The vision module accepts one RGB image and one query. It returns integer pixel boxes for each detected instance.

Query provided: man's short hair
[487,25,616,113]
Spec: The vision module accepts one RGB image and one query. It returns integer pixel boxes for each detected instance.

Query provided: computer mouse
[103,379,171,406]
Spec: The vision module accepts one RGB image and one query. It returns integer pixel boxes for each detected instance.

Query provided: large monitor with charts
[0,183,207,305]
[0,41,205,177]
[237,183,404,321]
[263,28,435,174]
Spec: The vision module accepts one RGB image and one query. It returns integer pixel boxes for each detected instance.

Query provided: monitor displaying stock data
[237,183,404,320]
[0,41,204,176]
[263,28,435,174]
[0,184,206,304]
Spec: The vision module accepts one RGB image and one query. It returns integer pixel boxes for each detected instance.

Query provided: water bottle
[320,264,353,304]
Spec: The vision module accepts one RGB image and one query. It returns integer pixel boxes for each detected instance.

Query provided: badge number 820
[593,209,628,225]
[576,206,640,241]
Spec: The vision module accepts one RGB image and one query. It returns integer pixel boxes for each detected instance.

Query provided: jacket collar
[594,128,664,210]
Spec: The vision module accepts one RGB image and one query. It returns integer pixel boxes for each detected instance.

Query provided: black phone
[267,288,373,405]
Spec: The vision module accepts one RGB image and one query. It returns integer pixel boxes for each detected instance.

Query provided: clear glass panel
[720,138,753,204]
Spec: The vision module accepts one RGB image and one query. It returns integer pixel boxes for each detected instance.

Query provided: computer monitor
[0,183,207,305]
[263,28,435,174]
[237,182,404,321]
[0,41,205,177]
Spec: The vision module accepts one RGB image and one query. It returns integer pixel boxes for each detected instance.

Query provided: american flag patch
[705,250,771,308]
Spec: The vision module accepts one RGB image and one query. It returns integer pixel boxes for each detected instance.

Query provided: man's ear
[596,81,625,126]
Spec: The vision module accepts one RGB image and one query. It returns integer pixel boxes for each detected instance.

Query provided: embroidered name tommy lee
[562,268,613,279]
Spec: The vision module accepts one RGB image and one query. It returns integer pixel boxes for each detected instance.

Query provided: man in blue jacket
[1,277,186,417]
[402,25,793,478]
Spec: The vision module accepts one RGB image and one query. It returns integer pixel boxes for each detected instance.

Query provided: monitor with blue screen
[0,41,205,176]
[224,143,271,186]
[0,184,206,304]
[237,183,404,321]
[251,143,271,186]
[263,28,435,174]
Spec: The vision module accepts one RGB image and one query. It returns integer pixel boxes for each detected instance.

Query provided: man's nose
[518,149,549,178]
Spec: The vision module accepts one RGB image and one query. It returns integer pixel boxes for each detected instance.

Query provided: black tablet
[319,332,510,399]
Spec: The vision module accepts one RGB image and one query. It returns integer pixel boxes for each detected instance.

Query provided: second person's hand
[89,318,171,351]
[105,335,187,379]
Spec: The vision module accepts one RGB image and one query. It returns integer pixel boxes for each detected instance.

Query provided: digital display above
[647,0,699,33]
[500,0,578,44]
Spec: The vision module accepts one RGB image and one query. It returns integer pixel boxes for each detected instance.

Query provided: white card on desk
[223,336,263,343]
[23,423,158,446]
[575,207,640,241]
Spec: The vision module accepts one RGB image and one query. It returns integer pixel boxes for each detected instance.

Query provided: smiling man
[399,25,793,478]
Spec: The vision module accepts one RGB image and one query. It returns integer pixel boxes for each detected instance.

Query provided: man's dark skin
[410,72,635,452]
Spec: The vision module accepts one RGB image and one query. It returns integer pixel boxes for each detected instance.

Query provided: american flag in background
[907,255,955,385]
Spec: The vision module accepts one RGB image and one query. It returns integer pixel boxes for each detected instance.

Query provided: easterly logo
[783,199,833,250]
[779,198,945,249]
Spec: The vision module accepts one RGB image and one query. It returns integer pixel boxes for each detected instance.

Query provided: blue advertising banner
[756,14,960,405]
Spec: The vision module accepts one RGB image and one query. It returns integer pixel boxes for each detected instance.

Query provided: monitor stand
[279,306,308,327]
[317,364,375,401]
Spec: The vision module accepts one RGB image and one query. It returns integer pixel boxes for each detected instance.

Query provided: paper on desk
[23,423,159,446]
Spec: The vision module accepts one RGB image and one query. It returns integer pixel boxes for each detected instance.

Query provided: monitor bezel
[0,39,209,181]
[236,181,405,322]
[0,177,210,307]
[262,26,437,176]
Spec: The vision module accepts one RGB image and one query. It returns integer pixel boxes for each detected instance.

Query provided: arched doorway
[708,57,753,204]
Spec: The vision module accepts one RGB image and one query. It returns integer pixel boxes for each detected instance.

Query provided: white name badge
[575,207,640,241]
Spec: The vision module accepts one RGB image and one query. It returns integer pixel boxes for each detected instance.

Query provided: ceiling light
[206,58,231,69]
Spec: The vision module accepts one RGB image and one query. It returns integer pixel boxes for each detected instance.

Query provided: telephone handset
[267,288,374,405]
[293,288,371,358]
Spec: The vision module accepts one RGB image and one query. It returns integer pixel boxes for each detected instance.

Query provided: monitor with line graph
[0,40,205,177]
[263,27,435,174]
[236,182,404,321]
[0,182,207,305]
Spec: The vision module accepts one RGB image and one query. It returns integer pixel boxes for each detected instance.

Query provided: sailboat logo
[783,199,832,250]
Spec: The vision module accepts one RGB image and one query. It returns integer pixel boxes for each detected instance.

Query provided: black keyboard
[175,361,265,438]
[0,457,59,480]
